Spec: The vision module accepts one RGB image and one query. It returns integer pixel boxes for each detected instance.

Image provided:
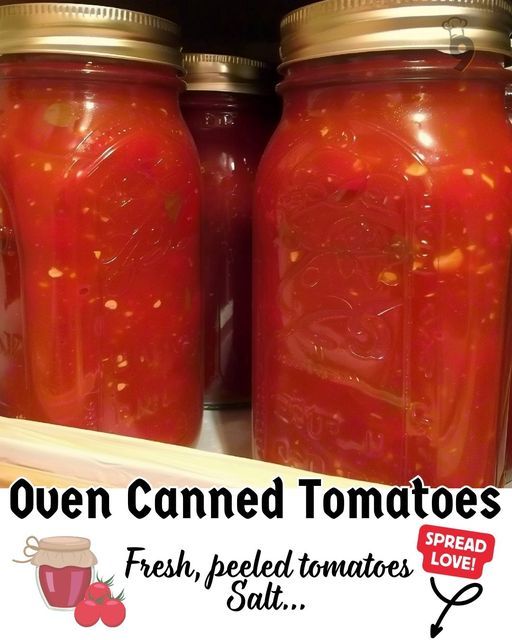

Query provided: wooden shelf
[0,416,377,489]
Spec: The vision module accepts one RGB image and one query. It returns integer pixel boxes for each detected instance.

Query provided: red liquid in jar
[0,56,202,444]
[182,91,275,407]
[38,565,91,609]
[253,51,512,487]
[504,84,512,486]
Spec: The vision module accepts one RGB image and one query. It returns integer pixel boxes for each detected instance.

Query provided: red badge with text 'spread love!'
[417,525,495,580]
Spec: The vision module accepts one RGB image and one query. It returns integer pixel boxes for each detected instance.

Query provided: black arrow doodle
[429,577,483,638]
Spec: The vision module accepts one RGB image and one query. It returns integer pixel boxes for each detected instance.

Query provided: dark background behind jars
[0,0,306,62]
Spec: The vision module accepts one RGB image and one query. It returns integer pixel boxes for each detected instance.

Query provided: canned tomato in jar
[0,3,203,444]
[181,54,276,409]
[253,0,512,486]
[504,82,512,486]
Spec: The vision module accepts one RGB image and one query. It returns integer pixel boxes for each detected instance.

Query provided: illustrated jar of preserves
[0,3,202,444]
[253,0,512,487]
[181,54,276,408]
[16,536,97,609]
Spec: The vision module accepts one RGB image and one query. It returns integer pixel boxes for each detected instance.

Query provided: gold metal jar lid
[0,3,182,69]
[280,0,512,66]
[183,53,272,95]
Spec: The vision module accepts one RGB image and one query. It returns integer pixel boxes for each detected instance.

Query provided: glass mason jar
[181,54,276,409]
[0,4,202,444]
[253,0,512,487]
[505,83,512,486]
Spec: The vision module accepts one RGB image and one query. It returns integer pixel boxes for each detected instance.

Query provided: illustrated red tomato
[100,598,127,628]
[74,599,101,627]
[88,579,112,602]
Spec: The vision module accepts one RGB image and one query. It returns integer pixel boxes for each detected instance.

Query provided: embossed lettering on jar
[0,4,202,443]
[253,0,512,486]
